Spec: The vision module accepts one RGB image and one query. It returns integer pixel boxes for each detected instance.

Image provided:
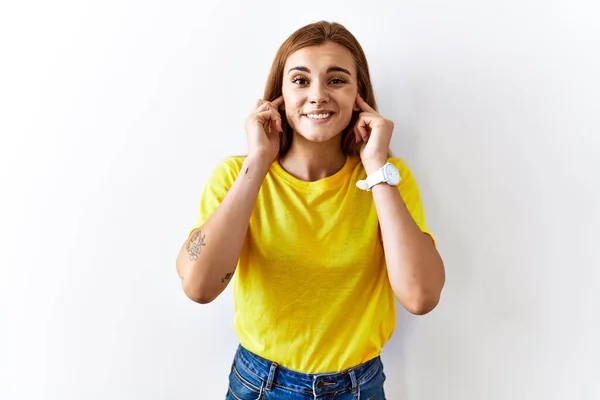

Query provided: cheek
[345,88,359,109]
[335,88,358,112]
[284,103,304,125]
[281,93,301,115]
[281,94,299,129]
[337,101,357,119]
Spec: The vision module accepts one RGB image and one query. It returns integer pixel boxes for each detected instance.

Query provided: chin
[296,130,340,143]
[293,123,347,144]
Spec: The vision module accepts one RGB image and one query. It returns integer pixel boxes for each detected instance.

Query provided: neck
[279,132,347,182]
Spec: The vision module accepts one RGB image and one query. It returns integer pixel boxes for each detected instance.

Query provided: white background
[1,0,599,399]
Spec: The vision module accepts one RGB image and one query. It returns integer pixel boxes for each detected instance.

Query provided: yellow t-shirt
[192,155,433,373]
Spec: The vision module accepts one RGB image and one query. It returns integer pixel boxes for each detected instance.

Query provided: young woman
[176,20,445,400]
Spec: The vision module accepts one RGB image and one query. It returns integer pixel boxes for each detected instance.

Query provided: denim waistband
[232,344,383,396]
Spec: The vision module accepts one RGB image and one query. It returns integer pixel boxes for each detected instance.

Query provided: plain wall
[1,0,599,399]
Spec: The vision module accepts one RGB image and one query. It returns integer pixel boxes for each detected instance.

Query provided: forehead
[284,42,356,74]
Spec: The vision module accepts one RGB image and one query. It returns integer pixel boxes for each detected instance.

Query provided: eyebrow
[287,66,352,76]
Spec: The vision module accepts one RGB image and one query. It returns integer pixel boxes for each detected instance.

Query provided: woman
[176,21,445,400]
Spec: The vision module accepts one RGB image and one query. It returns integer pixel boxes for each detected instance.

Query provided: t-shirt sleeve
[391,158,436,246]
[189,157,244,237]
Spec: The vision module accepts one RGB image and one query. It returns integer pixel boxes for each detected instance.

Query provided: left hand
[354,94,394,173]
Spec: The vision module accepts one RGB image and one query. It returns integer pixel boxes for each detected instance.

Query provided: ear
[353,94,361,111]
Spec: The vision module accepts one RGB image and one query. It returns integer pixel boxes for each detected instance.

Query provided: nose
[309,81,329,105]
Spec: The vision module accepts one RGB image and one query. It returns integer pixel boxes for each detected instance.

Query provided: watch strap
[356,163,386,191]
[366,167,385,189]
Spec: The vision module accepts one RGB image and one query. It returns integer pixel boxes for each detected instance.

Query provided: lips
[302,111,334,124]
[303,110,335,119]
[305,112,331,119]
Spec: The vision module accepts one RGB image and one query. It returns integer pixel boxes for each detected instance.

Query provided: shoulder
[208,155,247,180]
[216,155,247,170]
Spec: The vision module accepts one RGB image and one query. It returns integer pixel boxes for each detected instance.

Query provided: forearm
[176,155,270,303]
[370,183,445,315]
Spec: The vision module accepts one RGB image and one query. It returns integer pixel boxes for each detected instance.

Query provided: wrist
[362,158,387,175]
[244,153,272,176]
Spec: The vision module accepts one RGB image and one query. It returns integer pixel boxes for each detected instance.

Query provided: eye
[330,77,347,85]
[292,76,308,85]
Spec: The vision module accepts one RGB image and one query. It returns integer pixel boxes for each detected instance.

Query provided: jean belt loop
[349,369,358,394]
[265,362,278,391]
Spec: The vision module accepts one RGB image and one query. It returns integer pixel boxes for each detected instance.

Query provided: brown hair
[263,21,378,159]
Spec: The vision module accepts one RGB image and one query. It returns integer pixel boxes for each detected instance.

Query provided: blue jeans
[226,344,386,399]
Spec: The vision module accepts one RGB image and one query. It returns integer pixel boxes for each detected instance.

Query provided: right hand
[244,96,284,162]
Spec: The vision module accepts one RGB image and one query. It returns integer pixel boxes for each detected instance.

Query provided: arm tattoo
[245,167,249,174]
[221,272,233,283]
[187,230,206,261]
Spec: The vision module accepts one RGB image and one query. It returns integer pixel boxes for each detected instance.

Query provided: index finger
[270,96,284,109]
[356,93,375,112]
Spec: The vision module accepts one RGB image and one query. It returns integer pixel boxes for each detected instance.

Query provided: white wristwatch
[356,162,401,191]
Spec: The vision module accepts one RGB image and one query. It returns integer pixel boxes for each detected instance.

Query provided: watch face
[384,164,401,185]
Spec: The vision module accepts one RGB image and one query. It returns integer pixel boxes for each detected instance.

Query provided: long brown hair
[263,21,378,159]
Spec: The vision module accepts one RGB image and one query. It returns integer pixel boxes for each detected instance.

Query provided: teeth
[306,113,331,119]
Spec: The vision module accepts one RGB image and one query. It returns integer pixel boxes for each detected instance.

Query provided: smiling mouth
[304,112,332,119]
